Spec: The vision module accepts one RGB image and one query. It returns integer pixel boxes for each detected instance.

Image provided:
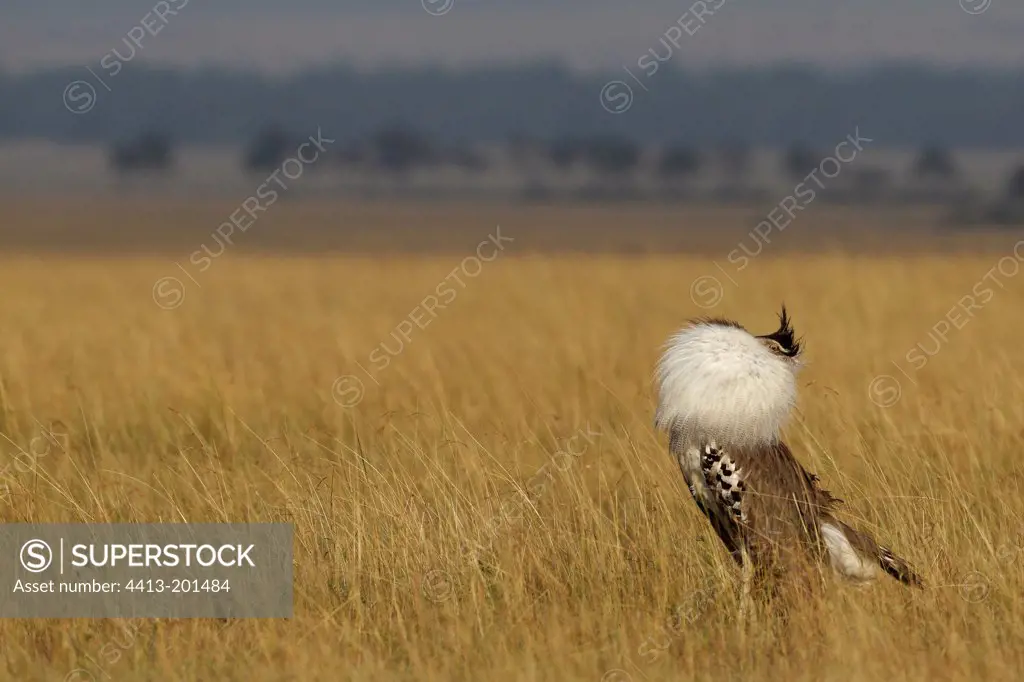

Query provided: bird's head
[654,306,803,449]
[754,305,803,364]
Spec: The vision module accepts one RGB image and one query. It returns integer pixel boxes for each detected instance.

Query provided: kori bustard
[654,307,922,603]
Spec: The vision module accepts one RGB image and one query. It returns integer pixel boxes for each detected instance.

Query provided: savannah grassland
[1,198,1024,681]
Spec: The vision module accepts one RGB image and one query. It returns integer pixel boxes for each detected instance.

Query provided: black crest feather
[758,305,801,357]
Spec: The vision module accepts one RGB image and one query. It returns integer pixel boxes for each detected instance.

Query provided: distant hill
[2,63,1023,147]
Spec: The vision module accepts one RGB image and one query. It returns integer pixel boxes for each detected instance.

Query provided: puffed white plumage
[654,319,801,450]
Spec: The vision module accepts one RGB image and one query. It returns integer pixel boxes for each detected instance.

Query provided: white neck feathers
[654,321,799,449]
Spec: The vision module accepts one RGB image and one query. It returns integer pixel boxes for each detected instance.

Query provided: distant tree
[444,145,488,172]
[852,167,891,193]
[333,140,371,169]
[849,166,892,203]
[244,125,291,172]
[1008,164,1024,200]
[658,146,703,180]
[503,134,546,175]
[505,133,541,159]
[781,144,819,181]
[579,136,640,176]
[970,163,1024,226]
[913,145,958,181]
[547,139,583,172]
[370,127,436,175]
[109,132,174,173]
[716,141,751,178]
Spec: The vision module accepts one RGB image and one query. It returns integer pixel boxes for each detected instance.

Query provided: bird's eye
[762,339,787,355]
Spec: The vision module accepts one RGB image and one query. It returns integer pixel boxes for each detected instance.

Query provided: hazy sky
[3,0,1023,73]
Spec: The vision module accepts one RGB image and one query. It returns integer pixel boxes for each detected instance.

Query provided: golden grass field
[2,199,1024,680]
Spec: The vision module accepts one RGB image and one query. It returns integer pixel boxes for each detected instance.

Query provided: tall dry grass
[1,230,1023,679]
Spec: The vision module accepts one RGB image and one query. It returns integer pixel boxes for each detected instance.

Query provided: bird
[654,306,922,605]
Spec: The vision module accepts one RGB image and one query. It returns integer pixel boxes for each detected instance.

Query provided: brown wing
[698,440,839,574]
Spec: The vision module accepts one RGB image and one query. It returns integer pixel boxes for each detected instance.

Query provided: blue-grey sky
[2,0,1022,73]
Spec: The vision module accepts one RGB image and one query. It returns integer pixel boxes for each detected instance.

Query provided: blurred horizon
[2,1,1023,73]
[3,1,1023,151]
[4,62,1024,146]
[2,0,1022,206]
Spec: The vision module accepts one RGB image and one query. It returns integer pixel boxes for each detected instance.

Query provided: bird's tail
[877,544,925,588]
[820,519,925,588]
